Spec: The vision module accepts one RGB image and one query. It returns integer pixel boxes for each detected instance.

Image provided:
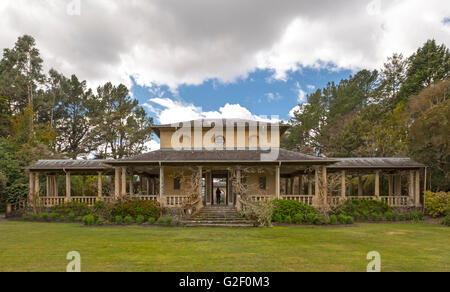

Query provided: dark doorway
[211,171,229,206]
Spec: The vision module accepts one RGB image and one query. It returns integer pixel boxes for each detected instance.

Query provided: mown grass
[0,221,448,272]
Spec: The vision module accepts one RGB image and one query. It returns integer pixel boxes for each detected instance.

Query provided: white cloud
[289,104,307,118]
[265,92,282,102]
[144,98,279,124]
[295,82,308,103]
[0,0,448,90]
[145,139,161,152]
[307,85,316,91]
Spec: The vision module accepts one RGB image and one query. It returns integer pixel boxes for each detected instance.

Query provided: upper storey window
[214,135,225,147]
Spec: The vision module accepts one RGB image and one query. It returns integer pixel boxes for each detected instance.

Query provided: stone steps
[181,206,253,227]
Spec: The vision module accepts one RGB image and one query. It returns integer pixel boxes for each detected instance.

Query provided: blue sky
[132,66,352,124]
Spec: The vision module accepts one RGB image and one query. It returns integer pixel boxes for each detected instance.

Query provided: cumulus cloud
[0,0,448,89]
[144,98,280,124]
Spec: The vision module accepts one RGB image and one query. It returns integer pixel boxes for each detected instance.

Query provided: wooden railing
[131,195,158,202]
[165,196,190,207]
[380,196,410,207]
[38,196,155,207]
[327,196,412,207]
[282,195,314,205]
[6,199,28,217]
[246,195,272,202]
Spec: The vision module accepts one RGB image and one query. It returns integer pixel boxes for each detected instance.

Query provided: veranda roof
[328,157,425,169]
[114,149,337,164]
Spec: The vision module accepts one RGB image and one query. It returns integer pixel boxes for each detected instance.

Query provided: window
[215,135,225,147]
[174,178,181,190]
[259,177,267,190]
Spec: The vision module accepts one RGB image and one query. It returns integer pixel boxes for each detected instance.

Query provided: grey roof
[151,119,290,137]
[26,160,114,171]
[328,157,425,169]
[116,149,334,163]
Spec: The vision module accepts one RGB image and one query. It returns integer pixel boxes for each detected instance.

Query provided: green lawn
[0,221,448,272]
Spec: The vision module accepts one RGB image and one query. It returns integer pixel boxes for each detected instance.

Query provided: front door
[211,170,229,206]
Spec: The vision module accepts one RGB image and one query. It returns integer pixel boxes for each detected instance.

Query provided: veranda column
[375,171,380,199]
[46,175,50,197]
[65,171,71,203]
[341,170,346,198]
[97,172,103,199]
[314,167,320,198]
[409,171,415,202]
[139,175,143,195]
[198,166,202,198]
[358,175,363,197]
[28,172,35,205]
[415,170,421,207]
[275,165,280,199]
[290,176,295,195]
[34,173,40,203]
[322,166,328,205]
[114,167,121,200]
[388,175,393,196]
[299,175,304,195]
[129,171,134,196]
[159,166,165,206]
[308,175,312,196]
[121,167,127,197]
[395,174,402,196]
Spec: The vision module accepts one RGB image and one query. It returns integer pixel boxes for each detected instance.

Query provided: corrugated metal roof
[328,157,425,168]
[26,160,114,170]
[26,154,426,170]
[117,149,334,163]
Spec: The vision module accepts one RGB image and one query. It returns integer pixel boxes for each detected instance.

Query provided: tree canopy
[283,40,449,191]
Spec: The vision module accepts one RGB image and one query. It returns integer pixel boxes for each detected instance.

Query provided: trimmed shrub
[82,215,95,226]
[76,216,83,222]
[111,200,160,219]
[424,191,450,218]
[52,201,89,217]
[32,214,38,221]
[272,199,320,220]
[67,212,75,221]
[91,201,113,220]
[398,214,406,221]
[442,214,450,226]
[334,199,389,221]
[293,213,304,224]
[338,214,347,224]
[345,216,354,225]
[283,215,292,224]
[272,213,283,223]
[165,216,173,226]
[407,211,424,222]
[360,210,369,221]
[41,212,49,221]
[329,215,338,225]
[136,215,145,225]
[96,218,105,226]
[369,212,383,221]
[305,213,317,225]
[50,212,59,221]
[385,212,397,221]
[124,215,134,225]
[157,217,165,225]
[22,213,30,221]
[148,217,156,225]
[114,216,123,225]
